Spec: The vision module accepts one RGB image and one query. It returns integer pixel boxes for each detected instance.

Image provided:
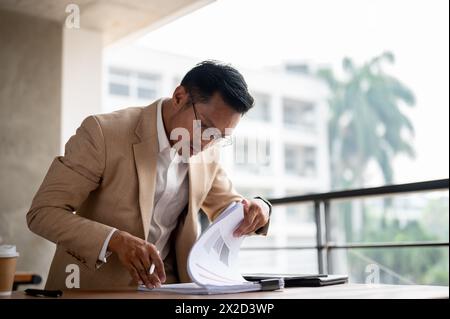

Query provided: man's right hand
[108,230,166,288]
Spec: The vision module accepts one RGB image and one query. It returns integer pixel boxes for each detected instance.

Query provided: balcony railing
[244,178,449,274]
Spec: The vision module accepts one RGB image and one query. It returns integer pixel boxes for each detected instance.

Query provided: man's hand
[108,230,166,288]
[233,198,270,237]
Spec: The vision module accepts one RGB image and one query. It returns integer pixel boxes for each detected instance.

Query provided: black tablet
[243,274,348,287]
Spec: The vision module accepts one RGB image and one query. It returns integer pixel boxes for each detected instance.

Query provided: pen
[148,263,155,275]
[148,250,159,275]
[25,289,63,298]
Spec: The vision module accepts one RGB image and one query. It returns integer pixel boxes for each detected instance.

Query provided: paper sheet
[187,201,249,286]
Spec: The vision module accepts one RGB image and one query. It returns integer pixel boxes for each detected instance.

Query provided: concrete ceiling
[0,0,213,45]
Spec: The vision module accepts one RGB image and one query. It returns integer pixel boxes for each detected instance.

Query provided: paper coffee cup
[0,245,19,296]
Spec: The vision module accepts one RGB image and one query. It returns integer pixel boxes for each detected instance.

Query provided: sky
[138,0,449,185]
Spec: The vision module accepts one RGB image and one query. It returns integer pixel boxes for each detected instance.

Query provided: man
[27,61,272,290]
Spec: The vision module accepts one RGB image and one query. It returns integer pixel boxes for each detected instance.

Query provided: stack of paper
[139,202,282,295]
[142,282,265,295]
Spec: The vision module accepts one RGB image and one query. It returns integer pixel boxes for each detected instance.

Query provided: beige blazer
[27,101,269,290]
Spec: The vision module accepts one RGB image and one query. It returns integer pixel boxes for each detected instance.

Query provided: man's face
[170,89,242,157]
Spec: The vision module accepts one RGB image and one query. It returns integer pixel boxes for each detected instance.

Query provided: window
[109,68,130,79]
[108,68,130,97]
[108,67,160,100]
[109,83,130,96]
[137,72,159,100]
[234,136,271,174]
[282,98,316,130]
[246,92,271,122]
[284,144,317,177]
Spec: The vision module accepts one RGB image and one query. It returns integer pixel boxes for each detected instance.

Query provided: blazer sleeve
[200,165,271,236]
[26,115,115,270]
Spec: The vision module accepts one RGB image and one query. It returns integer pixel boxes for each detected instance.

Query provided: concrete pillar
[0,9,62,286]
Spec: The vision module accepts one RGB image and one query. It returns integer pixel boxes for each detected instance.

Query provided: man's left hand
[233,198,270,237]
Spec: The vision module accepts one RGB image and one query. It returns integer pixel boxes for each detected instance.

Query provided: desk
[4,284,449,299]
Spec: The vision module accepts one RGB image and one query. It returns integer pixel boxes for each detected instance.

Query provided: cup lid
[0,245,19,258]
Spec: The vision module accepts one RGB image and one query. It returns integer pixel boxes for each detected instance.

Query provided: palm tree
[316,52,416,243]
[317,52,416,190]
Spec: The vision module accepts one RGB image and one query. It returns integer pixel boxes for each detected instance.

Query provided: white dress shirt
[147,98,189,261]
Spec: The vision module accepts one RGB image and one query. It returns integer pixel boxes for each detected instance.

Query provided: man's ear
[173,85,189,107]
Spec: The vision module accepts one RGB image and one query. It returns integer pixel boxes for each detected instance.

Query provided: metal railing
[244,178,450,274]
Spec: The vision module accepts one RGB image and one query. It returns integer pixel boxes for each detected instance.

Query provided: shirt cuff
[97,228,117,264]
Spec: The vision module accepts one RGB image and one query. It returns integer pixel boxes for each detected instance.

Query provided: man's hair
[180,60,254,114]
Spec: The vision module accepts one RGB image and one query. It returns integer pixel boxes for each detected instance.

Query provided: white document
[138,202,282,295]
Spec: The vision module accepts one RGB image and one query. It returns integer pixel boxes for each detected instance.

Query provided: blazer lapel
[133,102,158,240]
[187,161,205,229]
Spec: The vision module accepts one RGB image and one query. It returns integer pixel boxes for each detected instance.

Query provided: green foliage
[347,211,448,285]
[317,52,416,188]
